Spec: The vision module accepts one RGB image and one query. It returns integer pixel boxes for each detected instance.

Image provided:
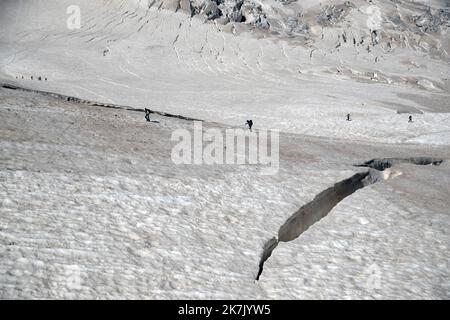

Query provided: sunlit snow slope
[1,0,450,300]
[0,0,449,143]
[1,86,449,299]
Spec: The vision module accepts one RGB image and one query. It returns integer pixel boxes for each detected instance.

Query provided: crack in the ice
[355,157,443,171]
[256,157,444,280]
[0,83,203,122]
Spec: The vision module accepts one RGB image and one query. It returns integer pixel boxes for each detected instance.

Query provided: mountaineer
[246,120,253,132]
[145,108,151,122]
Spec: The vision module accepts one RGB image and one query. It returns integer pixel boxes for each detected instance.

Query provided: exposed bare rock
[413,8,450,33]
[191,0,221,20]
[283,15,310,36]
[318,2,354,26]
[218,0,245,23]
[240,2,269,29]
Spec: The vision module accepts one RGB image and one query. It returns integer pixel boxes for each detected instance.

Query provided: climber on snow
[246,120,253,132]
[145,108,151,122]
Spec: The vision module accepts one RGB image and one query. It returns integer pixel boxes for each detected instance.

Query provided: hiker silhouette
[246,120,253,131]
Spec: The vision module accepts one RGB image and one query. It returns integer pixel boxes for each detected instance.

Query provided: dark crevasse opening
[355,157,443,171]
[256,157,444,280]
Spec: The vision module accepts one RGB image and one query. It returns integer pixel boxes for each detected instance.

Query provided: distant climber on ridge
[145,108,151,122]
[408,115,413,123]
[246,120,253,132]
[346,114,351,121]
